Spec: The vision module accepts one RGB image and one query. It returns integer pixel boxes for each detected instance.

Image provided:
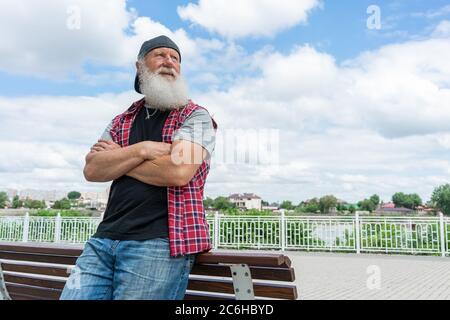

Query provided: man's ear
[135,61,139,70]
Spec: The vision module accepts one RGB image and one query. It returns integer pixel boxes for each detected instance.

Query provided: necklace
[145,106,158,119]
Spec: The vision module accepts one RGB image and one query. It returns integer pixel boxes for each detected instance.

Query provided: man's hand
[84,139,171,183]
[90,139,121,153]
[126,140,208,187]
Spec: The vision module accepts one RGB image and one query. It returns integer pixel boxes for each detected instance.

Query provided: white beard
[137,62,189,111]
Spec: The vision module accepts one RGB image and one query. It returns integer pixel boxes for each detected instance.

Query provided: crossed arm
[83,139,207,187]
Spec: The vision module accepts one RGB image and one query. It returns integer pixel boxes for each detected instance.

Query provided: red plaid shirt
[109,98,217,257]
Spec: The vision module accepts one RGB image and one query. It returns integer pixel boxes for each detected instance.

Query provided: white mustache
[157,67,178,77]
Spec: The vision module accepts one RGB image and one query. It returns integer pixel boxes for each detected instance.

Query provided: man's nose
[162,55,175,67]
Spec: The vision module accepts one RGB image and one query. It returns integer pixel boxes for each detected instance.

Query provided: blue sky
[1,0,449,97]
[0,0,449,203]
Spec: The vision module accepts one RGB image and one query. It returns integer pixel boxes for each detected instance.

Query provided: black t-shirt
[93,106,171,240]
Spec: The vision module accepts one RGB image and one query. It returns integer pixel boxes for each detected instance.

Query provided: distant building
[381,202,395,209]
[416,205,435,214]
[301,198,317,205]
[376,207,414,214]
[262,206,279,212]
[17,189,66,201]
[79,191,108,211]
[228,193,262,211]
[44,200,55,209]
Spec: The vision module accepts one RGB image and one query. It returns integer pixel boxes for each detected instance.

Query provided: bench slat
[184,291,235,300]
[0,242,82,256]
[196,252,291,268]
[191,264,295,281]
[5,282,62,300]
[0,251,78,265]
[9,293,46,300]
[4,273,66,290]
[187,278,297,300]
[1,261,71,278]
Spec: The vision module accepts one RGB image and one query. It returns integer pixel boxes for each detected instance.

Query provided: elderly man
[60,35,217,300]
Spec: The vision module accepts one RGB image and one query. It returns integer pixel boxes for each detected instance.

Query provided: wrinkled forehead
[148,47,180,59]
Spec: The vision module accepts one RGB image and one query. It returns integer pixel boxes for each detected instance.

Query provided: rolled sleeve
[173,108,216,157]
[100,120,114,141]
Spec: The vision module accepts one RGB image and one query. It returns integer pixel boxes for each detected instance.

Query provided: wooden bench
[0,242,298,300]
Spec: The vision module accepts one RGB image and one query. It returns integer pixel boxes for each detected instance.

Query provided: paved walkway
[219,250,450,300]
[288,251,450,300]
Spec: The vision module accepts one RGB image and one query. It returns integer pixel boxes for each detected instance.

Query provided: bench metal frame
[0,262,11,300]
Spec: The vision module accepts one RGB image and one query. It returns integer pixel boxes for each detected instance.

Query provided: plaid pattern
[110,98,216,257]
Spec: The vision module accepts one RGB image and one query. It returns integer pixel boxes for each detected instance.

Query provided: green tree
[12,195,23,208]
[52,198,72,210]
[67,191,81,200]
[280,200,294,210]
[319,195,338,213]
[0,192,8,207]
[349,205,356,214]
[392,192,407,207]
[358,199,376,212]
[392,192,422,209]
[23,199,45,209]
[409,193,422,209]
[431,184,450,216]
[302,198,320,213]
[213,196,235,210]
[203,197,215,209]
[369,194,380,207]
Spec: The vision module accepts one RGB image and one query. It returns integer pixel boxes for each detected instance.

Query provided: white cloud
[413,5,450,19]
[177,0,321,38]
[0,0,133,78]
[436,133,450,149]
[0,91,142,192]
[205,127,450,203]
[0,0,224,80]
[197,28,450,202]
[201,35,450,139]
[1,3,450,204]
[432,20,450,37]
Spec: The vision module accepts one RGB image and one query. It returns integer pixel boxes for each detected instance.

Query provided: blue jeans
[60,237,196,300]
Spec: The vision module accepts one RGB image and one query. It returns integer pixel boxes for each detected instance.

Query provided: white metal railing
[1,213,449,257]
[0,214,101,244]
[359,216,442,254]
[446,217,450,256]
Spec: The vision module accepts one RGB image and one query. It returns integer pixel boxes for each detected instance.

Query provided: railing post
[22,212,29,242]
[281,212,286,251]
[355,213,361,254]
[439,212,446,257]
[214,211,219,250]
[55,212,62,243]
